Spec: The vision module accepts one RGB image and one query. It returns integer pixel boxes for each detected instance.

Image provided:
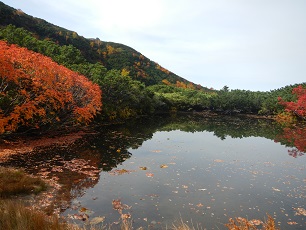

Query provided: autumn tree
[278,85,306,120]
[0,41,102,134]
[162,79,172,86]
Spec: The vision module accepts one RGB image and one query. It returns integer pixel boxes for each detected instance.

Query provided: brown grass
[225,214,279,230]
[0,167,47,197]
[0,200,107,230]
[171,217,203,230]
[0,200,68,230]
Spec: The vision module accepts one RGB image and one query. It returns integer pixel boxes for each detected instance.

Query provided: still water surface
[2,115,306,229]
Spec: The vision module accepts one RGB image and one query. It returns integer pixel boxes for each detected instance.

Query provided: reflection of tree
[275,125,306,157]
[159,114,283,141]
[288,149,304,158]
[0,141,102,214]
[0,121,159,214]
[1,114,304,215]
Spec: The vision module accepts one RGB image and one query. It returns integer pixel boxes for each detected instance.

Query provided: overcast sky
[3,0,306,91]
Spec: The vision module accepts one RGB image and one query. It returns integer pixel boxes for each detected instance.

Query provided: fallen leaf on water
[112,199,131,212]
[287,221,298,225]
[248,219,263,226]
[160,164,168,168]
[294,207,306,216]
[89,216,105,225]
[214,159,224,163]
[121,213,131,219]
[151,150,161,153]
[139,167,147,170]
[79,207,88,212]
[109,169,134,176]
[146,173,154,178]
[79,207,94,215]
[70,213,89,221]
[112,199,122,210]
[272,187,281,192]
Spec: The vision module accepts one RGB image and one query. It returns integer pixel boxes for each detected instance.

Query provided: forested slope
[0,1,206,89]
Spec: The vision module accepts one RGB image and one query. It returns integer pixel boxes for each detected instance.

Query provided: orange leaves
[0,41,102,134]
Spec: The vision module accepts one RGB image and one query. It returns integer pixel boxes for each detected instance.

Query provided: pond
[1,114,306,229]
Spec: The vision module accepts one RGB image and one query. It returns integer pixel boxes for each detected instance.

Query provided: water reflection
[275,124,306,157]
[0,114,305,225]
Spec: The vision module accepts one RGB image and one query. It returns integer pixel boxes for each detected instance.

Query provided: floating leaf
[151,150,161,153]
[112,199,122,210]
[214,159,224,163]
[249,219,263,226]
[272,187,281,192]
[196,203,204,207]
[89,216,105,225]
[109,169,134,176]
[287,221,298,225]
[121,213,131,219]
[294,207,306,216]
[146,173,154,178]
[79,207,88,212]
[139,166,147,170]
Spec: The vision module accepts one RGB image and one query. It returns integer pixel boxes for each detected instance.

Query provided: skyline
[2,0,306,91]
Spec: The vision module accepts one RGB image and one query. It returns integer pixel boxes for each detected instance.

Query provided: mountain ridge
[0,1,209,90]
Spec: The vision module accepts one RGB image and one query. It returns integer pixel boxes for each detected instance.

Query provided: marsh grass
[171,217,203,230]
[0,200,108,230]
[225,215,279,230]
[0,167,47,197]
[0,200,67,230]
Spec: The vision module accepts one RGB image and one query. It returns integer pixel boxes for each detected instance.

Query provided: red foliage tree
[278,85,306,120]
[0,41,102,134]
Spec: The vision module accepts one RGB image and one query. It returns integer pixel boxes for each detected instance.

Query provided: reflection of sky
[64,130,306,229]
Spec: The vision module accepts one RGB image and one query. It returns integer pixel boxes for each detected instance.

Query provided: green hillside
[0,1,206,89]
